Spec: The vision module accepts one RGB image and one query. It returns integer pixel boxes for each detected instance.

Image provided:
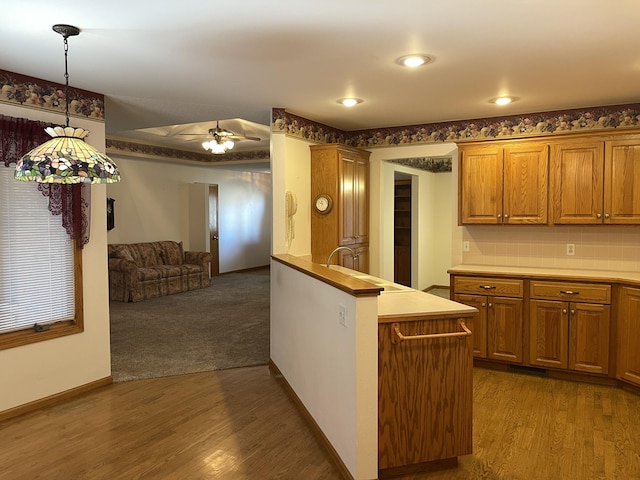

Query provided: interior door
[209,185,220,276]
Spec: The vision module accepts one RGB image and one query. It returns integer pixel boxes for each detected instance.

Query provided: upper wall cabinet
[550,135,640,224]
[458,142,549,225]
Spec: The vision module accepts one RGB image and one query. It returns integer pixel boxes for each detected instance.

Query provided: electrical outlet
[339,304,348,327]
[566,243,575,256]
[463,241,470,252]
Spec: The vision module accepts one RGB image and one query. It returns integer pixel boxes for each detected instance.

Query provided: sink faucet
[326,246,357,267]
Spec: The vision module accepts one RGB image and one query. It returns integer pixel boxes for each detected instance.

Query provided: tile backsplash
[462,225,640,272]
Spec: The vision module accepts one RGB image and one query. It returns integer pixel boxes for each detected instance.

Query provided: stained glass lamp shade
[15,23,121,184]
[15,126,121,184]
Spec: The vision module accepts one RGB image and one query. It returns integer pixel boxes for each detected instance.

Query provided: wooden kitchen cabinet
[617,286,640,386]
[529,281,610,374]
[453,276,524,363]
[550,135,640,224]
[378,316,473,472]
[310,144,371,272]
[458,142,549,225]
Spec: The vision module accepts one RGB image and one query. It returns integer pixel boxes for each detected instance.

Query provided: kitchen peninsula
[270,254,477,480]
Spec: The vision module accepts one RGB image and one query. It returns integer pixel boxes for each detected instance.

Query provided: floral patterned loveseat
[108,241,212,302]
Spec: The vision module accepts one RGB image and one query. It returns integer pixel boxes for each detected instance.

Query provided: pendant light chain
[62,33,70,128]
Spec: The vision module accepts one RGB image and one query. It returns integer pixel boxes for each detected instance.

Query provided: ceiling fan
[181,120,261,154]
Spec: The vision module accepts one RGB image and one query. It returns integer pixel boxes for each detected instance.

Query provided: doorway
[394,173,412,286]
[209,184,220,277]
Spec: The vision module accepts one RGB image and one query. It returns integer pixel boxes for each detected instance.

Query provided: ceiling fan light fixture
[15,24,121,184]
[202,138,235,154]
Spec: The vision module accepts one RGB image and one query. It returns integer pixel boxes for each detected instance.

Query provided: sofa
[108,241,212,302]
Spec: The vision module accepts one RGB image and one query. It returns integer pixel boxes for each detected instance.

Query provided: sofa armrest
[184,251,212,266]
[108,257,138,273]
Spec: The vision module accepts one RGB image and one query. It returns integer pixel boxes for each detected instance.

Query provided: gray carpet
[109,268,270,382]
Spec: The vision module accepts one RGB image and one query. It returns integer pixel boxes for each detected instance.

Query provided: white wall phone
[285,191,297,248]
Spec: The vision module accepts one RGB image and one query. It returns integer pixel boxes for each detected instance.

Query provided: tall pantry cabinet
[310,144,371,273]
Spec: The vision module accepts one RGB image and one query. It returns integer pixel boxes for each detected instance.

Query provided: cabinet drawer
[454,277,523,297]
[530,281,611,304]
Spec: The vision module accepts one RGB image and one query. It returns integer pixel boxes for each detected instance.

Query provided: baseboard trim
[269,360,355,480]
[0,376,113,423]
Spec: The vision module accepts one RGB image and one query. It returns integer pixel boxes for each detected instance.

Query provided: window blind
[0,167,75,334]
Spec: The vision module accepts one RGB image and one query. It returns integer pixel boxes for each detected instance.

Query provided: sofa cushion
[160,241,184,265]
[137,267,163,282]
[111,247,135,263]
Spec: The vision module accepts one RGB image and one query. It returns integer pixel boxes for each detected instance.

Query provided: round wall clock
[314,194,333,214]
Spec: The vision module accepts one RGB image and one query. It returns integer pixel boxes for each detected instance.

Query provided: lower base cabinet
[378,317,473,472]
[617,287,640,386]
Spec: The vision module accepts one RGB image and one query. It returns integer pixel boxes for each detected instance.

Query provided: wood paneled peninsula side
[270,254,477,480]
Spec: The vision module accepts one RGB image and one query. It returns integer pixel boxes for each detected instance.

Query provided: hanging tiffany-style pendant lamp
[15,24,121,184]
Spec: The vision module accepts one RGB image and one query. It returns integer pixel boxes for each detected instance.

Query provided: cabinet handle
[562,308,567,314]
[488,302,493,308]
[560,290,579,295]
[391,320,472,344]
[497,214,502,219]
[504,214,509,219]
[596,213,602,218]
[482,302,486,307]
[480,285,496,290]
[605,213,610,219]
[571,309,575,315]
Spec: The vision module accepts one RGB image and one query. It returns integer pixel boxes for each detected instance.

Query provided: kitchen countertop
[329,265,477,323]
[448,264,640,286]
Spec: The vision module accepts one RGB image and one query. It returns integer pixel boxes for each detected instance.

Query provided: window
[0,167,83,349]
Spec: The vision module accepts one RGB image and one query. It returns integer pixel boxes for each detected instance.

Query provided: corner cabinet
[310,144,371,272]
[458,142,549,225]
[617,287,640,386]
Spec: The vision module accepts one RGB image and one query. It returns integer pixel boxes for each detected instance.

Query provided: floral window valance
[0,114,91,247]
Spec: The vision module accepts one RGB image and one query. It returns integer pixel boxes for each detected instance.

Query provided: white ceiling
[2,1,640,155]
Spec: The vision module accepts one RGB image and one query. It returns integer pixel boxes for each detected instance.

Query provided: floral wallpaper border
[0,69,105,121]
[389,157,452,173]
[272,103,640,149]
[106,139,270,163]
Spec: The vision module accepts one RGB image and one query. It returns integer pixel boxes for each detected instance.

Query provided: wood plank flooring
[1,366,639,479]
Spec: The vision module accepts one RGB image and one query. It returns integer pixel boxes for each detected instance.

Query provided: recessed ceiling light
[396,54,432,68]
[489,96,517,106]
[337,98,363,107]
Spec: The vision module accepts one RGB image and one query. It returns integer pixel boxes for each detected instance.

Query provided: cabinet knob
[497,214,502,219]
[504,214,509,219]
[596,213,602,218]
[482,302,486,307]
[562,308,567,314]
[571,309,575,315]
[488,303,493,308]
[605,213,610,219]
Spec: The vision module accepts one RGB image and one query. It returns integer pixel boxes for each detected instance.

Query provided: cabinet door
[454,293,487,358]
[503,144,549,224]
[340,154,369,245]
[604,139,640,224]
[529,299,569,369]
[338,244,369,273]
[459,146,503,224]
[550,140,605,224]
[569,302,610,374]
[617,287,640,385]
[487,296,523,363]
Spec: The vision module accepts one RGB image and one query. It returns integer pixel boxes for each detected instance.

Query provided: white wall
[106,156,271,273]
[0,103,111,413]
[270,260,378,479]
[271,132,313,257]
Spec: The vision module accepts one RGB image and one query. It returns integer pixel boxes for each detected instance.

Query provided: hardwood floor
[1,366,639,479]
